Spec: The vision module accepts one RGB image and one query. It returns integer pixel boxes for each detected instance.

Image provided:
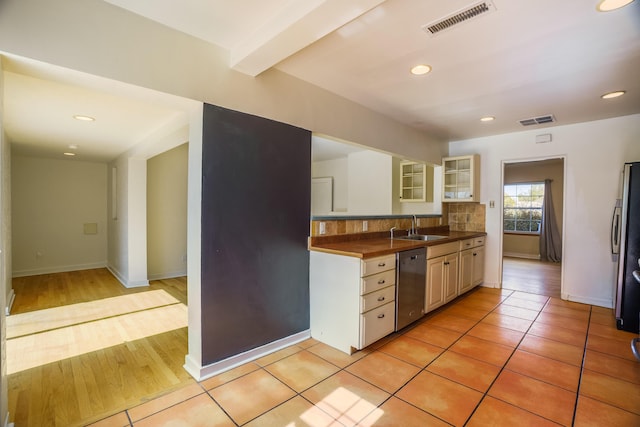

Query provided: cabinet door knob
[473,253,477,256]
[377,279,386,284]
[377,314,385,319]
[377,296,385,302]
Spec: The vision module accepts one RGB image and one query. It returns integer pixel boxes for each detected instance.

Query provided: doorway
[501,158,564,298]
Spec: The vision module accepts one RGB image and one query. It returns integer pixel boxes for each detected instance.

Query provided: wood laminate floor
[7,269,191,427]
[502,257,561,298]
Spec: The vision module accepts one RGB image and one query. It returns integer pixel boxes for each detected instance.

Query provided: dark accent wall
[201,103,311,364]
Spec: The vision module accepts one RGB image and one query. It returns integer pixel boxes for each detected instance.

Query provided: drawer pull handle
[378,262,386,267]
[377,296,385,302]
[377,314,385,319]
[444,261,450,266]
[473,253,477,256]
[378,279,386,284]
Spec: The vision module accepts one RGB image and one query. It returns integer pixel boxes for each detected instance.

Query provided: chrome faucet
[390,226,396,239]
[411,215,417,235]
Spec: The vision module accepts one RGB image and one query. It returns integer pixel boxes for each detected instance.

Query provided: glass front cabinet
[400,161,426,202]
[442,155,480,202]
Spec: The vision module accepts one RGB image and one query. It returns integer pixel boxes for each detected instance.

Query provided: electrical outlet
[363,220,368,232]
[319,222,326,235]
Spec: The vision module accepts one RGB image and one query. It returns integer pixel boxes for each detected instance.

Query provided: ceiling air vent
[519,115,556,126]
[423,1,497,36]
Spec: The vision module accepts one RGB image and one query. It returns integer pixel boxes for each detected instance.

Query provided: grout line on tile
[460,287,549,424]
[125,410,133,427]
[205,389,241,427]
[571,305,593,427]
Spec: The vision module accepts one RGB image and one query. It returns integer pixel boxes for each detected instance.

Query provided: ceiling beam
[230,0,386,76]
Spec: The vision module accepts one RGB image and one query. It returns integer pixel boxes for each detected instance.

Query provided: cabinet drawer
[472,236,485,247]
[359,301,395,349]
[362,254,396,276]
[461,237,485,250]
[361,269,396,295]
[360,285,395,313]
[427,241,459,259]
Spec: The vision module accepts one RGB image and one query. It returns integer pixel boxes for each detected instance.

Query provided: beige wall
[147,143,188,279]
[11,155,107,276]
[503,159,564,258]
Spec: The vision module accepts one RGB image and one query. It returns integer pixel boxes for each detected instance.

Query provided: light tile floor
[89,287,640,427]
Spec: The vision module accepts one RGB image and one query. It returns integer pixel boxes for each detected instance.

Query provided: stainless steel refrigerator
[612,161,640,334]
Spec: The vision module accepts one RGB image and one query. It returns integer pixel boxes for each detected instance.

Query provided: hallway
[502,257,561,298]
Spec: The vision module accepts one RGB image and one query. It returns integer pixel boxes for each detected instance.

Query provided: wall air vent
[519,115,556,126]
[423,1,496,36]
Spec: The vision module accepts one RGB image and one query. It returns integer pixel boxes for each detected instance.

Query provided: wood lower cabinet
[458,237,486,295]
[425,241,459,312]
[310,252,396,354]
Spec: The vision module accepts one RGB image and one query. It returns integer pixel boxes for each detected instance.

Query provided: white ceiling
[3,55,196,162]
[3,0,640,162]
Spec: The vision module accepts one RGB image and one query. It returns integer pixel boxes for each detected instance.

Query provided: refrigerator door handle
[611,202,621,255]
[632,338,640,362]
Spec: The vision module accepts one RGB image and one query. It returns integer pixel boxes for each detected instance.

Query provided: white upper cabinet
[442,155,480,202]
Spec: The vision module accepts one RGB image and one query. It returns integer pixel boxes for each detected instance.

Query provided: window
[503,182,544,233]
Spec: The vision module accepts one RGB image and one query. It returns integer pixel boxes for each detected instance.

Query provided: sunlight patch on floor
[6,291,187,374]
[302,387,384,426]
[6,289,179,338]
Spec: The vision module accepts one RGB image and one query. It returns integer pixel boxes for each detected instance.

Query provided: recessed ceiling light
[596,0,635,11]
[63,152,76,156]
[601,90,626,99]
[410,64,432,75]
[480,116,495,122]
[73,115,95,122]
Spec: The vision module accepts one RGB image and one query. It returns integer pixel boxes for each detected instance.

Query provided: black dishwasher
[395,247,427,331]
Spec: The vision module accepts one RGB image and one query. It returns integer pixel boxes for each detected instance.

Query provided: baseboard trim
[503,252,540,260]
[5,288,15,315]
[184,329,311,382]
[562,293,612,309]
[12,262,107,278]
[4,412,14,427]
[480,282,500,289]
[148,271,187,281]
[106,265,149,288]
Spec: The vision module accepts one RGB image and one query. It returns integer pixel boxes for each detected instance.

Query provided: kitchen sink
[395,234,447,241]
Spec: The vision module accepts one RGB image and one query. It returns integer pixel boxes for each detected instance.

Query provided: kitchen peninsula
[308,227,487,355]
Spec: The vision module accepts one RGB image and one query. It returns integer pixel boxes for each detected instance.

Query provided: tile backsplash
[310,216,443,237]
[445,203,486,232]
[310,203,486,237]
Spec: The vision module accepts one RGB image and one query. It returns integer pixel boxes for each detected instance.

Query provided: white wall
[450,114,640,307]
[147,143,188,280]
[0,56,9,427]
[348,151,393,215]
[11,155,107,276]
[107,155,148,288]
[312,158,348,212]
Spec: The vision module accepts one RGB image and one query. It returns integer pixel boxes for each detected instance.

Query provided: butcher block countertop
[309,228,487,259]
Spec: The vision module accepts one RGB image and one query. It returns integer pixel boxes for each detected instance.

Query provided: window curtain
[540,179,562,262]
